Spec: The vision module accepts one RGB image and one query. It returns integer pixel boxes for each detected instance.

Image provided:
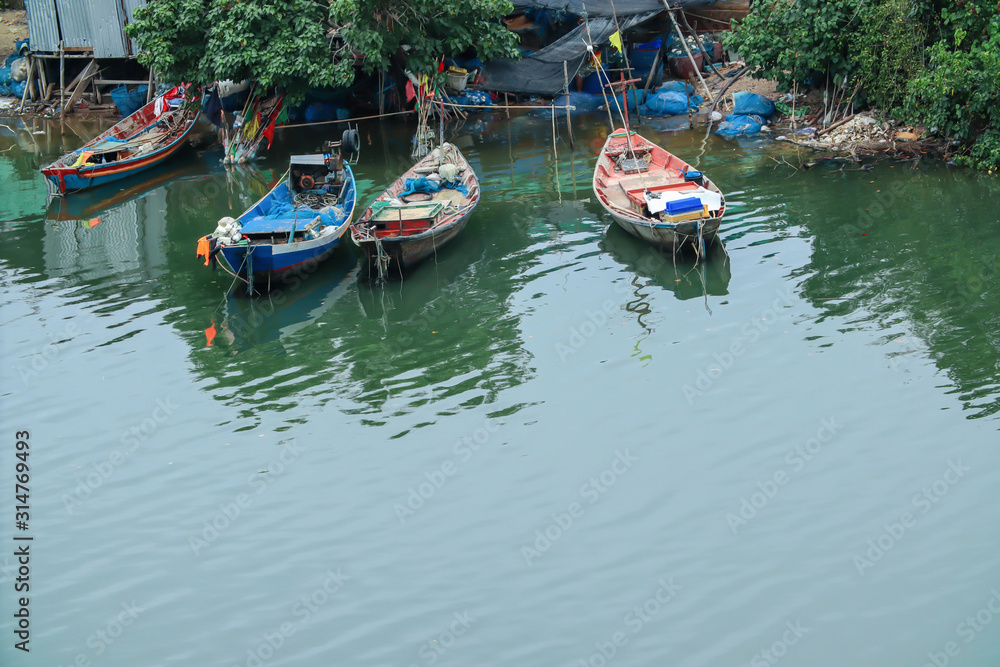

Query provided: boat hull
[218,232,345,278]
[354,206,475,272]
[42,135,192,195]
[603,205,721,249]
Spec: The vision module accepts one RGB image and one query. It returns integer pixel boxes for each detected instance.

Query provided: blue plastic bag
[657,80,696,96]
[537,92,603,118]
[732,91,776,118]
[715,113,765,137]
[640,90,701,116]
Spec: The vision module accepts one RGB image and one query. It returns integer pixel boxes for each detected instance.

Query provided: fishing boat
[41,85,199,197]
[199,132,358,294]
[593,128,726,253]
[350,142,480,277]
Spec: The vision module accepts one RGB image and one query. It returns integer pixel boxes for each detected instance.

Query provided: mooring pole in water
[563,60,574,148]
[59,40,65,135]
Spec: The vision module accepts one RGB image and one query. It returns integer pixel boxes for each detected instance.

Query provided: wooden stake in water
[563,60,574,148]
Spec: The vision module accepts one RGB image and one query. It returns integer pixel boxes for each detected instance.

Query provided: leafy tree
[330,0,519,77]
[126,0,519,99]
[722,0,864,91]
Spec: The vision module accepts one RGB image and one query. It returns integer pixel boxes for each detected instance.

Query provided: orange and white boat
[593,128,725,252]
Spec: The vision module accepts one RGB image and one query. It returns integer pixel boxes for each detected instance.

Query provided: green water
[1,112,999,667]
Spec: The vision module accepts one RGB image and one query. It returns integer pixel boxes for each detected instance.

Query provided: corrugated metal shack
[24,0,147,58]
[17,0,153,118]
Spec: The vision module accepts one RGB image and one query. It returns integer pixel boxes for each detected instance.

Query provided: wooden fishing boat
[200,139,357,294]
[593,128,725,252]
[41,85,199,197]
[350,142,480,276]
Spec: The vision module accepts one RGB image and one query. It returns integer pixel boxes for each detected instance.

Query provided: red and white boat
[593,128,725,252]
[41,85,199,197]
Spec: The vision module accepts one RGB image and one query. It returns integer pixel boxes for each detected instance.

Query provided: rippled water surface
[2,111,999,667]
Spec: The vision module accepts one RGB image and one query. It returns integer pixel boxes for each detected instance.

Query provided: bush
[851,0,927,111]
[900,18,1000,170]
[722,0,863,91]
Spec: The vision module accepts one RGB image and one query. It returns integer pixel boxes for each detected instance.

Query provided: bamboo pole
[663,3,713,103]
[563,60,574,148]
[59,40,65,134]
[17,56,33,113]
[641,49,661,104]
[677,9,723,80]
[707,65,750,118]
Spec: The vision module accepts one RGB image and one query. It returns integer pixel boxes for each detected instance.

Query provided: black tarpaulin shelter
[479,12,658,95]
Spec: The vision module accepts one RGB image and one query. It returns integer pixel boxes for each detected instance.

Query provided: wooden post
[38,57,48,100]
[62,60,98,116]
[641,50,661,105]
[563,60,574,148]
[17,56,34,113]
[59,41,65,134]
[146,67,155,103]
[677,9,723,80]
[662,4,713,103]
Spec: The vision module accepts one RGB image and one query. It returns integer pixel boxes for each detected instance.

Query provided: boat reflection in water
[42,159,215,285]
[600,222,731,301]
[211,251,358,352]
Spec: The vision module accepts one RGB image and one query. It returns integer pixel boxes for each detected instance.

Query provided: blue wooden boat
[201,145,357,293]
[41,85,199,197]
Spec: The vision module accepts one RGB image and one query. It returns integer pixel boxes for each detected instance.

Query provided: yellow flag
[609,31,623,53]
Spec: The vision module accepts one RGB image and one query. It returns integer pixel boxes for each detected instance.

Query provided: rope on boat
[373,234,391,284]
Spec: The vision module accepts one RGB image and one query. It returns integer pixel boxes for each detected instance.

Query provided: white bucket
[447,72,467,91]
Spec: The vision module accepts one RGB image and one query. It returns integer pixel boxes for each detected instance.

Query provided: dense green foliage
[725,0,1000,171]
[851,0,926,112]
[330,0,519,77]
[126,0,518,99]
[721,0,861,91]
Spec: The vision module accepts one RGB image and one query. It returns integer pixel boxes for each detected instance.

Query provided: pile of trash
[804,116,893,151]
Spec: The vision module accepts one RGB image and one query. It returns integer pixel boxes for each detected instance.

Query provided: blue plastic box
[665,197,703,215]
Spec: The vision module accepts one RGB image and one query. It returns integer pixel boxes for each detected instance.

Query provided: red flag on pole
[262,115,277,149]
